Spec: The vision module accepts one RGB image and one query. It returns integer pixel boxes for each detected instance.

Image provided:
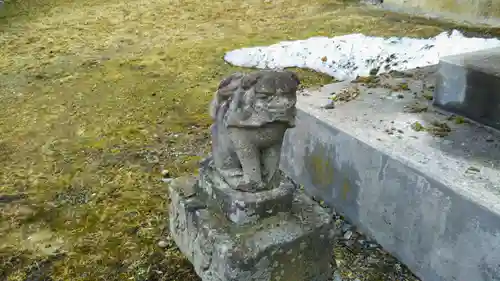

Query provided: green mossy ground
[0,0,498,280]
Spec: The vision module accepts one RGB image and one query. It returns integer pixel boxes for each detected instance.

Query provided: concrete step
[434,47,500,131]
[280,66,500,281]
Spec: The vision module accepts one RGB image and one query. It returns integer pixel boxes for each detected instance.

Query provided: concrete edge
[280,108,500,281]
[359,2,500,28]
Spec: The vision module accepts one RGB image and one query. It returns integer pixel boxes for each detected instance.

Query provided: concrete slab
[280,66,500,281]
[434,47,500,131]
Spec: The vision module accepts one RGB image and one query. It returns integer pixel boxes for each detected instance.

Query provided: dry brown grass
[0,0,495,280]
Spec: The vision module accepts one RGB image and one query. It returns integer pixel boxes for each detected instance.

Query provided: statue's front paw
[234,178,265,192]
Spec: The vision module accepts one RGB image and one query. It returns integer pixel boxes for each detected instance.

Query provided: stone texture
[280,66,500,281]
[434,47,500,131]
[209,70,299,192]
[168,70,336,281]
[169,176,336,281]
[197,158,295,225]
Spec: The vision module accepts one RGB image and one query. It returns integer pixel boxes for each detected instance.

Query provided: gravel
[332,211,419,281]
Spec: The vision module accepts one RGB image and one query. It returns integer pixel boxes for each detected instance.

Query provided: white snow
[224,30,500,81]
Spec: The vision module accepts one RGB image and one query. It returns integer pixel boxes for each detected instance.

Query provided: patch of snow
[224,30,500,81]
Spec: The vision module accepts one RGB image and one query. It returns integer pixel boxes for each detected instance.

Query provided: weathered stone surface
[197,157,294,225]
[280,66,500,281]
[169,176,336,281]
[434,47,500,130]
[169,70,336,281]
[209,70,299,192]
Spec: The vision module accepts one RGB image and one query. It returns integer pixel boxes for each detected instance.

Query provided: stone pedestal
[168,162,336,281]
[197,158,295,225]
[168,70,336,281]
[434,47,500,130]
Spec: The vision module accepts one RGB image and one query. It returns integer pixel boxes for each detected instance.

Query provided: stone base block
[197,160,295,225]
[169,176,336,281]
[434,47,500,131]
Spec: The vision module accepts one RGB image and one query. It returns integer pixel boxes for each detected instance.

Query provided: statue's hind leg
[261,142,282,185]
[210,122,242,183]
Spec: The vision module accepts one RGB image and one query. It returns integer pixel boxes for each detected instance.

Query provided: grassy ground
[0,0,498,280]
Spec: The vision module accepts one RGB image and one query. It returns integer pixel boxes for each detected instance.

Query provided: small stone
[323,102,335,109]
[146,154,160,163]
[158,240,168,248]
[466,166,480,173]
[161,170,171,178]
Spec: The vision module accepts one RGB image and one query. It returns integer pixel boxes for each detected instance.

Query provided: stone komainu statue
[209,70,300,192]
[169,70,335,281]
